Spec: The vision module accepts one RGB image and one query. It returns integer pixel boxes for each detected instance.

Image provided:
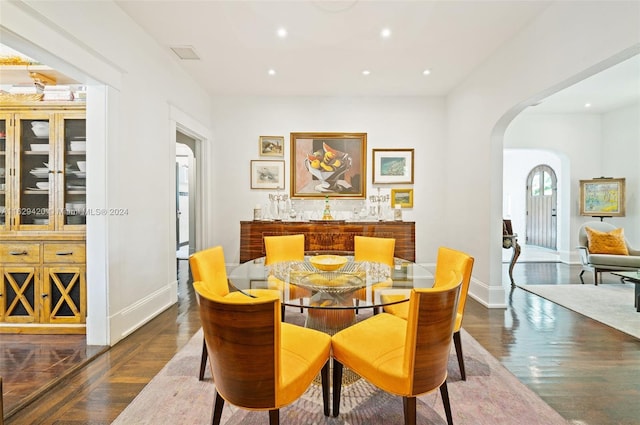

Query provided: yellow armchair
[383,246,475,380]
[194,281,331,424]
[331,282,462,425]
[189,245,277,380]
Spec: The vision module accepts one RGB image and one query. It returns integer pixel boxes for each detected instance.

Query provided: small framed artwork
[579,177,626,217]
[391,188,414,208]
[290,132,367,199]
[259,136,284,157]
[372,149,414,184]
[250,160,285,189]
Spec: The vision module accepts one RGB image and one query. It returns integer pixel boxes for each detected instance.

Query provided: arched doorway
[526,164,557,250]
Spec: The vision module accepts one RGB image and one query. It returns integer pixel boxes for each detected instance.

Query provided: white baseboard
[109,280,178,345]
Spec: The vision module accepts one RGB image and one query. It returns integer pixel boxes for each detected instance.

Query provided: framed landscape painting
[290,132,367,199]
[579,177,626,217]
[372,149,414,184]
[259,136,284,157]
[391,188,414,208]
[250,160,285,189]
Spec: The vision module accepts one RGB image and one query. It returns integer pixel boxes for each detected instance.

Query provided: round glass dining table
[227,255,434,334]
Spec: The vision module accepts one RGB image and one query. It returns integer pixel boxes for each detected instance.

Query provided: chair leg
[199,337,208,381]
[332,360,344,417]
[453,330,466,381]
[321,361,330,416]
[440,381,454,425]
[299,298,304,313]
[268,409,279,425]
[212,391,225,425]
[594,271,599,286]
[281,304,286,321]
[579,270,585,284]
[402,396,416,425]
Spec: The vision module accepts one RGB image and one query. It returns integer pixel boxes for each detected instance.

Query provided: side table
[612,271,640,312]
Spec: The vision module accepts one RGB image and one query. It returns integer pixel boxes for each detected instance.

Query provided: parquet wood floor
[1,259,639,425]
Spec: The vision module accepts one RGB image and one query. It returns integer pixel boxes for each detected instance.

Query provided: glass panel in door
[16,114,54,229]
[0,114,8,231]
[61,117,86,227]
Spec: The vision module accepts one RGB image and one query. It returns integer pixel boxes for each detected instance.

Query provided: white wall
[208,96,448,264]
[446,1,640,307]
[602,103,640,243]
[504,104,640,262]
[1,1,213,345]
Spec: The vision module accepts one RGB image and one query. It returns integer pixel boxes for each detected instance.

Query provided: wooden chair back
[264,234,305,265]
[195,282,280,409]
[434,247,474,328]
[404,282,461,395]
[353,235,395,267]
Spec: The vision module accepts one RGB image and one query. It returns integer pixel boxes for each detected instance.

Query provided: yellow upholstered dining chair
[331,281,462,425]
[264,234,310,315]
[353,235,395,312]
[353,235,395,266]
[194,281,331,425]
[383,246,474,380]
[189,245,277,381]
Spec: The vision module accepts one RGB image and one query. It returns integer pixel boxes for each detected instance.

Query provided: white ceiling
[2,1,638,114]
[115,0,552,96]
[113,0,639,113]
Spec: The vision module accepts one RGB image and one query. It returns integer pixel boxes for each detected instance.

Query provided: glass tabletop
[227,255,434,310]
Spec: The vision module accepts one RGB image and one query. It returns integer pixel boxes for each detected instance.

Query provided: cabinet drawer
[43,243,85,264]
[0,243,41,263]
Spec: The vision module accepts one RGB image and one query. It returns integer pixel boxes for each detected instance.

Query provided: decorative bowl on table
[309,255,348,271]
[297,272,365,294]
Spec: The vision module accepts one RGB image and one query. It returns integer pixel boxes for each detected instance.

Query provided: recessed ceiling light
[584,103,592,108]
[170,45,200,60]
[380,28,391,38]
[362,70,371,76]
[422,69,431,76]
[268,69,276,76]
[277,27,288,38]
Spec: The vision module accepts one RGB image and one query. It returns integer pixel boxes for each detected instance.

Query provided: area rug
[518,283,639,339]
[112,312,567,425]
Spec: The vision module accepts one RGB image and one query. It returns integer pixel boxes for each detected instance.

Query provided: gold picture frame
[290,132,367,199]
[579,177,626,217]
[372,148,414,184]
[391,188,413,208]
[259,136,284,157]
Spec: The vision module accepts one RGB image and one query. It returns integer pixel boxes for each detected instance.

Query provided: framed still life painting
[290,132,367,199]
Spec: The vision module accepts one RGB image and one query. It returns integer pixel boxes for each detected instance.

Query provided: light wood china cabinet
[0,102,86,334]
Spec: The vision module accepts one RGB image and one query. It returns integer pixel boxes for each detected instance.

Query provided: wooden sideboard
[240,221,415,262]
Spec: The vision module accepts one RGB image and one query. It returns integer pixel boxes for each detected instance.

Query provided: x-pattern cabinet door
[42,266,86,324]
[0,266,40,323]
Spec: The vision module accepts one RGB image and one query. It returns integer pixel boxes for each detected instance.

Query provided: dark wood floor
[2,259,639,425]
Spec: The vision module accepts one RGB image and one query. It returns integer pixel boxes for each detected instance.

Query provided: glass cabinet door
[60,115,86,228]
[15,113,54,230]
[0,114,8,231]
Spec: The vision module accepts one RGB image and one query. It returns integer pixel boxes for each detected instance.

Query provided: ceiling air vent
[170,45,200,60]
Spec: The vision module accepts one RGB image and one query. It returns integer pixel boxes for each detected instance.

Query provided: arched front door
[526,164,557,250]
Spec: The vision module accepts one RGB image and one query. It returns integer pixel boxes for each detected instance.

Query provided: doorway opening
[176,132,197,260]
